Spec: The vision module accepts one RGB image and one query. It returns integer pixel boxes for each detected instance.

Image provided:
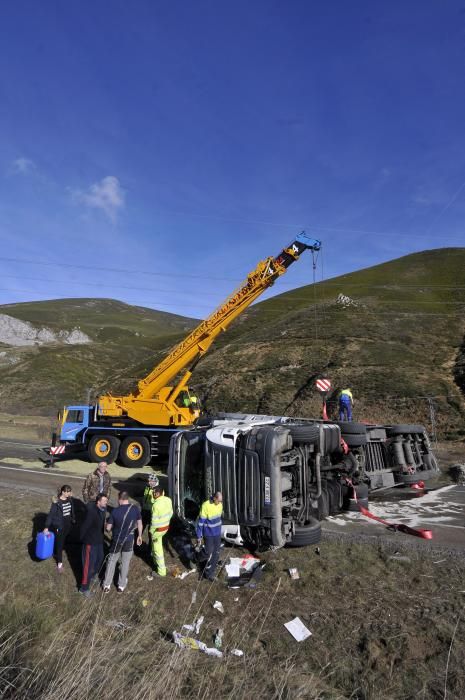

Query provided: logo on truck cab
[264,476,271,504]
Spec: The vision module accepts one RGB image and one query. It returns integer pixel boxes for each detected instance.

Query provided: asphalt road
[1,438,464,551]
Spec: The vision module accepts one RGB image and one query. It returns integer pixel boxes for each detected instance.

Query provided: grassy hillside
[0,250,464,438]
[190,248,465,438]
[0,299,197,415]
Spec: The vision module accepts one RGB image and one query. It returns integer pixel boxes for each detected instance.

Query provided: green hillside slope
[190,248,465,438]
[0,250,464,438]
[0,299,197,414]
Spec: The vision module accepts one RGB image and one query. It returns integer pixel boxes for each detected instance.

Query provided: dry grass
[1,487,465,699]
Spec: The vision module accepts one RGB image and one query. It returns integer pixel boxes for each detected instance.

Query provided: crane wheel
[120,436,151,468]
[88,435,120,464]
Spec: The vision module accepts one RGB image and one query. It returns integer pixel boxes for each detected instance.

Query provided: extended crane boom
[97,232,321,426]
[56,232,321,468]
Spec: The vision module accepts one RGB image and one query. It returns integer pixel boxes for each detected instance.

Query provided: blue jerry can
[35,531,55,560]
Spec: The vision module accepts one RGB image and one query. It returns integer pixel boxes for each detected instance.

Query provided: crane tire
[88,435,120,464]
[120,436,151,468]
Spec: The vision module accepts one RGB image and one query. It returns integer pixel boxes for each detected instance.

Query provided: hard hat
[148,474,159,486]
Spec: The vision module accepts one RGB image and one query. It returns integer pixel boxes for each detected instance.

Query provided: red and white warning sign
[50,445,65,455]
[315,378,331,393]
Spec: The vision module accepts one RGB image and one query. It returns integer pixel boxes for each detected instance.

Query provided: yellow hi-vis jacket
[340,389,353,402]
[150,495,173,533]
[196,499,223,539]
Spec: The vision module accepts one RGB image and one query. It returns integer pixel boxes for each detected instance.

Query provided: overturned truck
[168,414,439,549]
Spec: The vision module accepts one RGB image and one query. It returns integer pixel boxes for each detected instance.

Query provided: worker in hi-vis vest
[339,388,354,421]
[148,486,173,578]
[196,492,223,581]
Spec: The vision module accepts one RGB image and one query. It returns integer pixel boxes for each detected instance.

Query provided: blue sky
[1,1,464,318]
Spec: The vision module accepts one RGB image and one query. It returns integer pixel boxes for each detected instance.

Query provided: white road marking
[0,464,83,480]
[0,440,44,449]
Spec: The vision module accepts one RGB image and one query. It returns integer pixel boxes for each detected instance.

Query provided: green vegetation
[0,250,464,436]
[2,488,465,699]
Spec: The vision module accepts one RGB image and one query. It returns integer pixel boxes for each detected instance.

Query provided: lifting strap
[349,480,433,540]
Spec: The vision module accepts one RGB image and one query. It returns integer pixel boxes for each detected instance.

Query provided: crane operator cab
[176,390,201,416]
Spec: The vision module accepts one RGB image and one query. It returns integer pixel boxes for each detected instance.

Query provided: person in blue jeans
[339,388,354,421]
[103,491,142,593]
[196,492,223,581]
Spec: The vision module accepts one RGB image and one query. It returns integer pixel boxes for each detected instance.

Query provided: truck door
[60,406,90,442]
[168,430,206,521]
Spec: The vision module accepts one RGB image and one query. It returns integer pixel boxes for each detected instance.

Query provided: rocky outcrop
[0,314,91,346]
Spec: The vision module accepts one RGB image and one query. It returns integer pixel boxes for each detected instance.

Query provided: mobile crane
[55,232,321,467]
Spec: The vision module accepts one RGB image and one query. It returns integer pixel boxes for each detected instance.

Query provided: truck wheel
[289,424,320,444]
[120,436,151,468]
[287,518,321,547]
[342,433,367,447]
[337,421,367,435]
[88,435,120,464]
[387,424,425,436]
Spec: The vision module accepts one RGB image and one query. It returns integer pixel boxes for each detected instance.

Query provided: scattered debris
[315,547,321,555]
[388,555,411,563]
[213,600,224,614]
[176,569,196,580]
[433,559,447,564]
[284,617,312,642]
[214,628,224,649]
[288,568,300,580]
[194,616,204,634]
[335,293,359,308]
[141,599,149,607]
[230,648,244,657]
[191,591,197,604]
[173,632,223,658]
[105,620,133,630]
[225,556,264,589]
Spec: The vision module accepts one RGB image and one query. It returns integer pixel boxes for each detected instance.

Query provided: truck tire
[289,424,320,444]
[342,433,367,448]
[387,424,426,436]
[337,422,367,435]
[120,436,151,468]
[287,518,322,547]
[88,435,120,464]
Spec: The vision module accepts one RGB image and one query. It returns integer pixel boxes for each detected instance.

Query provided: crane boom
[97,232,321,426]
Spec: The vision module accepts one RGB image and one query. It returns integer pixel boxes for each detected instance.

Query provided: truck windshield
[66,410,84,423]
[180,432,205,521]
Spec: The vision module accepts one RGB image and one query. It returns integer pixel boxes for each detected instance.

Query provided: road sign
[316,378,331,393]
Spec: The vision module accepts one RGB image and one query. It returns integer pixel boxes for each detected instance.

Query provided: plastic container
[214,628,223,649]
[35,531,55,560]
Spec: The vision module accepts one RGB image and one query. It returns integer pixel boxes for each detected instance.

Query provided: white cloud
[11,157,36,174]
[74,175,125,222]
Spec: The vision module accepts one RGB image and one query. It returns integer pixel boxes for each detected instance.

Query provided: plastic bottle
[214,628,224,649]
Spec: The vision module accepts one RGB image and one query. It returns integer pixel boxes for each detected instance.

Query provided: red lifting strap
[351,484,433,540]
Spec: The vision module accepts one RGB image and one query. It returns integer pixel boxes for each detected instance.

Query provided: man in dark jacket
[43,484,75,573]
[79,492,108,597]
[82,462,112,504]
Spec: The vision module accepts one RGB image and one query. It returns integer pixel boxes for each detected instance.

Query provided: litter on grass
[176,569,196,580]
[105,620,133,630]
[173,631,223,658]
[213,600,224,614]
[288,567,300,579]
[230,648,244,657]
[182,615,204,635]
[225,555,264,588]
[284,617,312,642]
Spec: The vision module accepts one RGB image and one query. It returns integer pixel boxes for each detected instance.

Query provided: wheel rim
[126,441,144,461]
[95,439,111,457]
